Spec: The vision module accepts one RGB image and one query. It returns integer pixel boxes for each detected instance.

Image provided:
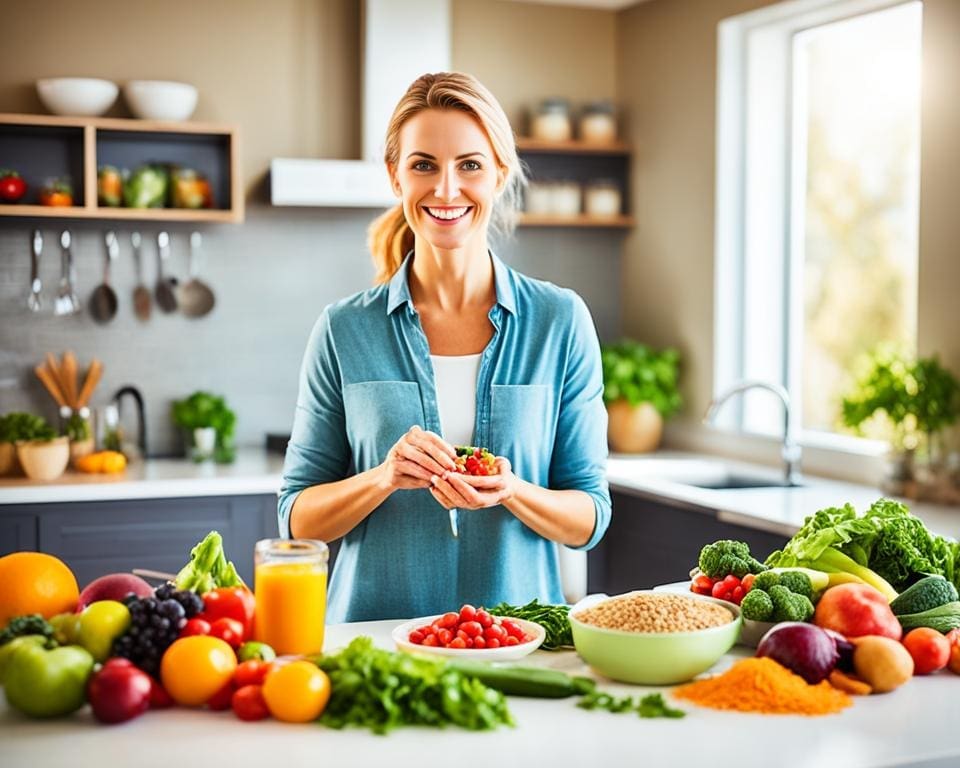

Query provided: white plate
[392,615,545,661]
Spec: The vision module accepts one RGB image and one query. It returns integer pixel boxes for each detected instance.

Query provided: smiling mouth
[424,206,473,222]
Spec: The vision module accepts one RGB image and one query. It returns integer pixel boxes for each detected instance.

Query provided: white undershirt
[431,353,481,446]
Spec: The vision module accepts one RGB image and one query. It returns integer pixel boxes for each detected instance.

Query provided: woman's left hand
[429,457,518,510]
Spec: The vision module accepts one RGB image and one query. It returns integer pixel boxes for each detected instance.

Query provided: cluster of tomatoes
[453,446,497,476]
[408,604,530,649]
[690,572,756,605]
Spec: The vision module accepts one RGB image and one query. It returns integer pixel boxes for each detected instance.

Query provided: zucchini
[890,575,959,616]
[446,660,595,698]
[896,601,960,633]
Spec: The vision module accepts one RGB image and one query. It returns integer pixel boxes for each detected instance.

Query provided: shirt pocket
[490,384,550,482]
[343,381,424,465]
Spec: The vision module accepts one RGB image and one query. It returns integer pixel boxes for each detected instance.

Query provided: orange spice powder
[673,657,852,716]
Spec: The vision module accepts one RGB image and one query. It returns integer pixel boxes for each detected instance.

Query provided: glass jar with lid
[584,179,622,217]
[531,98,572,143]
[254,538,329,655]
[579,101,617,144]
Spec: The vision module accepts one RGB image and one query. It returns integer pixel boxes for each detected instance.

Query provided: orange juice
[253,539,328,656]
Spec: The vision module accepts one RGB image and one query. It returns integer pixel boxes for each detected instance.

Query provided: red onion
[756,622,840,684]
[821,627,855,673]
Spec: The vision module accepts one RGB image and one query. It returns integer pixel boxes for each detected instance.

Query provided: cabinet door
[588,491,789,595]
[0,514,39,554]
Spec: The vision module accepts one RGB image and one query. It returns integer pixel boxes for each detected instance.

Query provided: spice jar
[525,181,554,214]
[254,538,329,655]
[551,181,582,216]
[579,101,617,144]
[531,99,572,143]
[584,180,622,217]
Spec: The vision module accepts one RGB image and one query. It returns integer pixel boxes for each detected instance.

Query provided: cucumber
[446,660,595,698]
[890,575,959,616]
[896,601,960,633]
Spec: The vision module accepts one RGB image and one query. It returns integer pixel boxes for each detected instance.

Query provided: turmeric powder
[673,657,852,715]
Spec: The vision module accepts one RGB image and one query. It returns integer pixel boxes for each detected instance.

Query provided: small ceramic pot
[16,436,70,481]
[606,400,664,453]
[0,441,19,476]
[191,427,217,462]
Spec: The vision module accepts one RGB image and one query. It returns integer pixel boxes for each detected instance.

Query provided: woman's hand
[378,425,458,492]
[429,457,518,510]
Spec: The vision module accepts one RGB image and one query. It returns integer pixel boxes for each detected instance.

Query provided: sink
[607,456,807,491]
[685,474,805,490]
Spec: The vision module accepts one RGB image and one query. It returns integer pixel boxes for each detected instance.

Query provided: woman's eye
[461,160,481,171]
[412,161,433,172]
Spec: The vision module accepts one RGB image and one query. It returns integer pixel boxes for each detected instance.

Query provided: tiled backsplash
[0,207,622,457]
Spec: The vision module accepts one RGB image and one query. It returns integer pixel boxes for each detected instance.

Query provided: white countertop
[0,449,284,504]
[1,618,957,768]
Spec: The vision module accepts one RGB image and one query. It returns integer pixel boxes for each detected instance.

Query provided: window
[715,0,922,452]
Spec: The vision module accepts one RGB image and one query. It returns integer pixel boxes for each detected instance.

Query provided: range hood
[270,0,451,208]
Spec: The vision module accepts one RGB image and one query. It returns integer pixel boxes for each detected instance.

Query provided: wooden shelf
[516,137,631,156]
[518,213,635,228]
[0,113,243,223]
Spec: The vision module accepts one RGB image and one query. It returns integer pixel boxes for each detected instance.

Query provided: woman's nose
[435,166,461,201]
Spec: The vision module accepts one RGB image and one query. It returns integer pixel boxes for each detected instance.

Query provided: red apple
[87,658,153,724]
[813,583,902,640]
[77,573,153,611]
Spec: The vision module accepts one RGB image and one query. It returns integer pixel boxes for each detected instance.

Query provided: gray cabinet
[588,491,789,595]
[0,495,280,588]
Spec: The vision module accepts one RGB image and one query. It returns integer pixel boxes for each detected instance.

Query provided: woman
[279,72,610,623]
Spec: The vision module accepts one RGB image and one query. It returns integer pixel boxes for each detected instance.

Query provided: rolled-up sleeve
[278,307,351,538]
[549,293,611,550]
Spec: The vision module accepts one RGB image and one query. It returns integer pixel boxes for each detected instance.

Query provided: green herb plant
[0,412,57,443]
[841,345,960,452]
[171,391,237,463]
[63,412,91,442]
[600,340,682,417]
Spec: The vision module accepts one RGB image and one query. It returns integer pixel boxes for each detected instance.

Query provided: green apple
[78,600,131,662]
[0,635,47,685]
[3,642,94,717]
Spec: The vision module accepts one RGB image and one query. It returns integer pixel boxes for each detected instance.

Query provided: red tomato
[503,636,519,646]
[711,581,729,599]
[439,612,459,629]
[741,574,756,592]
[486,638,501,649]
[234,660,273,688]
[484,624,506,642]
[0,171,27,202]
[501,620,524,639]
[459,604,477,623]
[180,617,212,638]
[722,574,741,589]
[473,636,486,649]
[232,685,270,721]
[731,586,745,604]
[437,628,454,645]
[448,637,466,649]
[207,679,236,711]
[460,621,483,638]
[201,587,256,641]
[422,634,438,647]
[209,617,245,648]
[408,630,424,645]
[902,628,951,675]
[476,610,493,628]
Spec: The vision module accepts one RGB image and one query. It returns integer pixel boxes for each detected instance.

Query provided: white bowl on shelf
[124,80,198,121]
[36,78,118,116]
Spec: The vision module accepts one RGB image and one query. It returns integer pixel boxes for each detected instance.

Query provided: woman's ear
[387,164,402,198]
[495,165,508,195]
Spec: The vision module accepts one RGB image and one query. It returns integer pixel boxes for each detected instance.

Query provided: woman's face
[391,108,504,252]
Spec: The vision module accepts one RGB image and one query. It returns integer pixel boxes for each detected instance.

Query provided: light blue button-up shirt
[279,252,611,622]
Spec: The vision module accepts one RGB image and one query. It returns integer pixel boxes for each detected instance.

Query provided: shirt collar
[386,251,518,316]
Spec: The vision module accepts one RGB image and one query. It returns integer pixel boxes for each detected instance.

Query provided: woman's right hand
[378,425,458,492]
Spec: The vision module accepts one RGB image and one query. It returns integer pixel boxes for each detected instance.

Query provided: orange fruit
[160,636,238,707]
[262,660,331,723]
[0,552,79,627]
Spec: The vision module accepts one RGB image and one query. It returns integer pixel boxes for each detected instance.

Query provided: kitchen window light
[714,0,922,458]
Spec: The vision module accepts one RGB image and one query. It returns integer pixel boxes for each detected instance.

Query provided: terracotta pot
[16,436,70,481]
[70,437,95,469]
[606,400,664,453]
[0,441,19,476]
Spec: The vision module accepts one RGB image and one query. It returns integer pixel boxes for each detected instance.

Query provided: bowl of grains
[569,591,742,684]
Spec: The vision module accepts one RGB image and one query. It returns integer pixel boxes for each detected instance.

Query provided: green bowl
[569,590,742,685]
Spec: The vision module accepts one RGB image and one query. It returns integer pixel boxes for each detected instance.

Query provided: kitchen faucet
[703,380,802,486]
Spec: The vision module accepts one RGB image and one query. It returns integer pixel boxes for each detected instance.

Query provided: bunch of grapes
[113,584,205,677]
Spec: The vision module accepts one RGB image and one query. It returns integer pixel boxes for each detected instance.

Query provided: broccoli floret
[769,585,815,623]
[740,588,774,621]
[0,614,55,646]
[752,571,781,592]
[697,540,769,579]
[778,571,814,600]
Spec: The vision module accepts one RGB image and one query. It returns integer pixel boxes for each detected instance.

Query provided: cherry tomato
[722,574,741,589]
[209,617,245,648]
[179,617,211,638]
[200,587,256,641]
[711,581,729,599]
[473,636,486,649]
[234,659,273,688]
[207,679,235,711]
[262,661,331,723]
[437,628,454,645]
[459,604,477,623]
[501,620,524,639]
[422,634,438,647]
[438,612,459,629]
[408,630,424,645]
[484,624,506,642]
[460,621,483,638]
[741,574,757,592]
[731,586,745,604]
[232,684,270,721]
[448,637,466,649]
[902,628,951,675]
[503,636,519,646]
[476,610,493,628]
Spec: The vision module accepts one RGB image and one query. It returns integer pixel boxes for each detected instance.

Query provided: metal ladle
[90,231,119,324]
[27,230,42,312]
[155,231,178,313]
[178,231,215,318]
[131,232,151,321]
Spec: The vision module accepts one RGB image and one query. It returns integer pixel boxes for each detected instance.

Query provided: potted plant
[171,391,237,463]
[65,409,94,467]
[601,340,682,453]
[2,412,69,481]
[841,346,960,493]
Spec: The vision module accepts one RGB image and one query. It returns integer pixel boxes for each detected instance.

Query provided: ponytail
[368,205,415,284]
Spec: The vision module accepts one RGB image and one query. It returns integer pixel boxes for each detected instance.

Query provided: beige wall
[616,0,960,426]
[452,0,617,134]
[0,0,361,194]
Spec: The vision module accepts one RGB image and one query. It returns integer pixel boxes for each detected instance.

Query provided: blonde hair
[368,72,526,284]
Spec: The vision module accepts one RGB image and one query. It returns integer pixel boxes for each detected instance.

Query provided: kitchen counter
[1,618,956,768]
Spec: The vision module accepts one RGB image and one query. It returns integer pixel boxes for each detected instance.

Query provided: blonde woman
[279,72,610,623]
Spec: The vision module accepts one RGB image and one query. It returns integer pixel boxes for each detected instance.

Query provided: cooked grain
[573,593,733,633]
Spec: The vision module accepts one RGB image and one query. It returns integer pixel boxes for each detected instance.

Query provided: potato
[851,635,914,693]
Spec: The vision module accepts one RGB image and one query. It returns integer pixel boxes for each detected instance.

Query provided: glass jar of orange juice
[254,539,328,656]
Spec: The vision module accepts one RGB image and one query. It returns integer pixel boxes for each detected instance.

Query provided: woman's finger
[440,473,489,508]
[409,428,457,472]
[395,456,434,482]
[395,440,450,476]
[456,473,507,491]
[429,484,456,509]
[431,473,472,508]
